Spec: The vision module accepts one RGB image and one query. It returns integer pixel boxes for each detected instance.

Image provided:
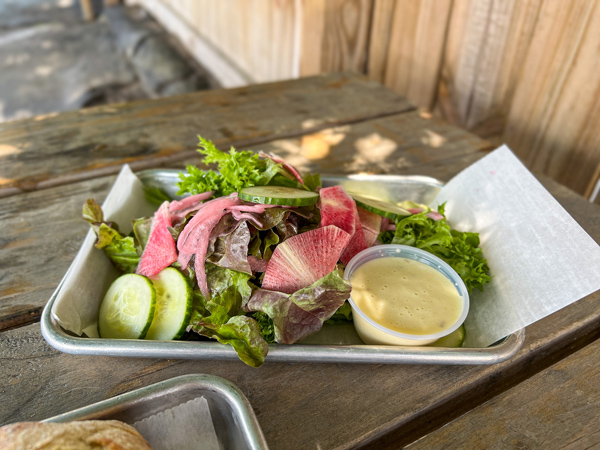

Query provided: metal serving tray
[41,170,525,365]
[44,374,269,450]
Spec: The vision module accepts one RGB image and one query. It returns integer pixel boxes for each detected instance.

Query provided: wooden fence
[127,0,600,200]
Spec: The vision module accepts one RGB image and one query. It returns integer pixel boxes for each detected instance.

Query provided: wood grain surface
[370,0,452,110]
[0,73,413,197]
[300,0,373,77]
[0,176,116,331]
[405,335,600,449]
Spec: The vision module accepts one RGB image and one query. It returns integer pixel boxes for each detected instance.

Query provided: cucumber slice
[348,193,412,220]
[98,274,156,339]
[430,324,466,348]
[145,267,193,340]
[239,186,319,206]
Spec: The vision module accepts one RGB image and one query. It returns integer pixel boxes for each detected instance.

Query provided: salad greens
[85,135,491,367]
[177,136,305,199]
[83,199,140,273]
[379,204,491,292]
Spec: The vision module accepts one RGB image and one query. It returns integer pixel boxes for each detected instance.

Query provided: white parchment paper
[133,396,221,450]
[434,146,600,347]
[52,165,154,336]
[52,147,600,349]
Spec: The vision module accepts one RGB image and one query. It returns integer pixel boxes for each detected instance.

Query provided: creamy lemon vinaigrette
[349,257,463,336]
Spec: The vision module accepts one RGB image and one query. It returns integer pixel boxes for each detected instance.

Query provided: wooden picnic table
[1,73,599,449]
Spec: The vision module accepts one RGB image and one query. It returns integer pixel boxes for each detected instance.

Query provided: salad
[83,136,491,367]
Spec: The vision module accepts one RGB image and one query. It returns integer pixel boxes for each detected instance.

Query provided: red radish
[319,185,369,263]
[136,201,178,277]
[357,206,382,235]
[362,228,379,247]
[318,185,356,235]
[357,206,382,247]
[262,225,350,294]
[340,204,368,264]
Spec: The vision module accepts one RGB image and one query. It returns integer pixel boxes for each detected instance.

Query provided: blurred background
[1,0,599,203]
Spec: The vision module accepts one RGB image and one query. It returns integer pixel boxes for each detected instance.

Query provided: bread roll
[0,420,153,450]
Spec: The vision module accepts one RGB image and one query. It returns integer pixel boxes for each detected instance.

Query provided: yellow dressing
[350,257,463,336]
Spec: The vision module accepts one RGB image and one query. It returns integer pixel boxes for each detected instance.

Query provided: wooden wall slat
[504,0,600,195]
[432,0,600,196]
[300,0,373,75]
[366,0,395,84]
[377,0,452,110]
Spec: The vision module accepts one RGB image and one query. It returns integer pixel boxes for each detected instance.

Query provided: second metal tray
[44,374,268,450]
[41,171,525,365]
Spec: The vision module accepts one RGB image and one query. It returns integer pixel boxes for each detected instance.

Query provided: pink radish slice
[136,201,178,277]
[262,225,350,294]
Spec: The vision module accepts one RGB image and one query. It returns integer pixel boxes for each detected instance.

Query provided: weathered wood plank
[505,0,600,197]
[192,110,492,178]
[376,0,452,110]
[405,336,600,450]
[0,72,414,197]
[0,176,116,331]
[435,0,600,197]
[300,0,373,76]
[0,110,489,331]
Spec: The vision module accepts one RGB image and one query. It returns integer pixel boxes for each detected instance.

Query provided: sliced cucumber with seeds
[98,274,156,339]
[348,192,412,220]
[239,186,319,206]
[430,324,466,348]
[145,267,193,340]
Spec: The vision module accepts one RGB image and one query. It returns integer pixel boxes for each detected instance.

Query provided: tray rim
[41,171,525,365]
[43,373,269,450]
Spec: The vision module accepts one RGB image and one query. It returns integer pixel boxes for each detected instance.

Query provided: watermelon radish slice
[357,206,383,247]
[357,206,383,235]
[340,203,368,265]
[362,228,379,247]
[262,225,350,294]
[318,185,356,235]
[319,185,369,264]
[136,201,178,277]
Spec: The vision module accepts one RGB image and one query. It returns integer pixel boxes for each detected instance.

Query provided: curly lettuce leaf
[251,311,276,344]
[434,230,491,293]
[391,211,453,249]
[379,204,491,292]
[177,136,283,198]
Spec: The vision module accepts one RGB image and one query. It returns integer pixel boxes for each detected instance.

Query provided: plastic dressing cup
[344,244,470,346]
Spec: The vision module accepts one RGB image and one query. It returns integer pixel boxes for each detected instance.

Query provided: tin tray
[41,170,525,365]
[44,374,269,450]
